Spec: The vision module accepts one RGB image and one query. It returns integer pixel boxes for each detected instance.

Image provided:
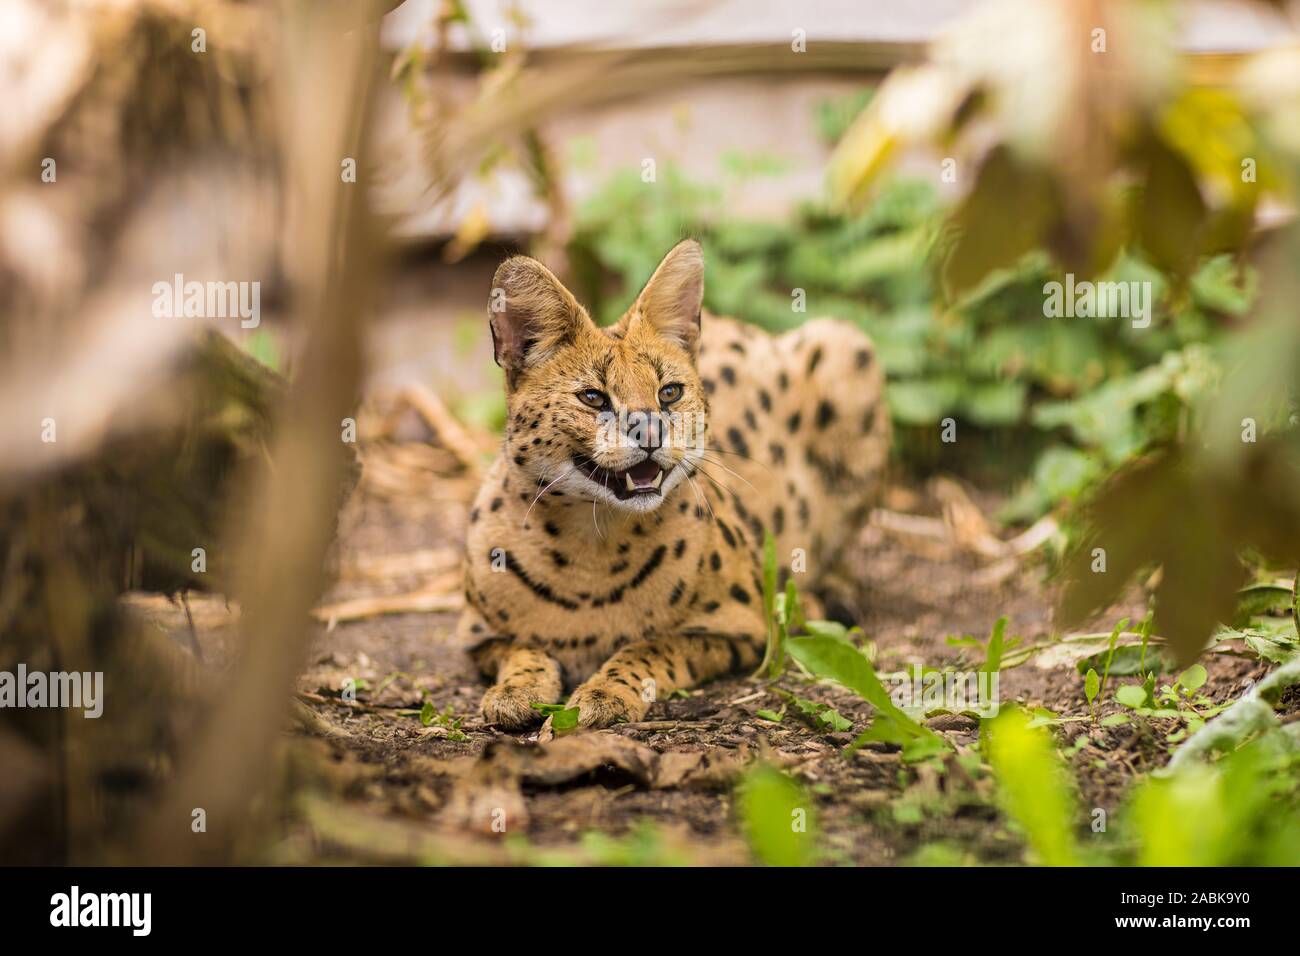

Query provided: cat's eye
[577,388,608,409]
[658,383,684,405]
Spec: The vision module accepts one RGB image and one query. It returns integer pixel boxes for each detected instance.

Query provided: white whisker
[523,464,573,527]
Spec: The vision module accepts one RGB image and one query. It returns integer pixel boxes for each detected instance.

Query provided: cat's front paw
[480,681,546,729]
[567,680,650,729]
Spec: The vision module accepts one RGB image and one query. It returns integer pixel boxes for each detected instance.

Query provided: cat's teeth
[650,469,663,488]
[625,472,637,492]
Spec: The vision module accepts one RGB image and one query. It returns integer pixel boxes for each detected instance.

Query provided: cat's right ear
[488,256,589,386]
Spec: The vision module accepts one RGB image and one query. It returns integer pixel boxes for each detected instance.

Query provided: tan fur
[458,240,889,729]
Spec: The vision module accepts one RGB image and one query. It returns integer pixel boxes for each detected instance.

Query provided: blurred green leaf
[986,706,1080,866]
[737,764,816,866]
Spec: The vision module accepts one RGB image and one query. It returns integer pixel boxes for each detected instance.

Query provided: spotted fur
[458,240,889,729]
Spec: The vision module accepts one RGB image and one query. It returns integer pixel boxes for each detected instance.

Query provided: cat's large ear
[488,256,590,385]
[631,239,703,353]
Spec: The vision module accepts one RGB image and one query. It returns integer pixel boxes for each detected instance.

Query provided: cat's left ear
[631,239,703,353]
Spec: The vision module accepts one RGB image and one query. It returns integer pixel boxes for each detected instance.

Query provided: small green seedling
[419,700,468,740]
[1109,663,1225,737]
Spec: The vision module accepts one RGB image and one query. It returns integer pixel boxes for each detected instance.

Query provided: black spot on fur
[709,551,722,572]
[787,411,801,434]
[490,497,503,512]
[815,399,837,429]
[501,550,579,610]
[726,427,749,458]
[628,545,667,589]
[808,346,823,374]
[758,388,772,412]
[674,539,686,559]
[805,445,854,490]
[861,405,877,433]
[720,366,737,386]
[769,442,785,464]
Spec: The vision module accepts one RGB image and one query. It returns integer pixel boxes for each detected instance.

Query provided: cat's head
[488,240,708,513]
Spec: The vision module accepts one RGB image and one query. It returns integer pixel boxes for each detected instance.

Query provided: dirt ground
[126,404,1277,866]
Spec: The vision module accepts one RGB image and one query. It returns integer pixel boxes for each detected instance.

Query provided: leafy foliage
[567,147,1255,519]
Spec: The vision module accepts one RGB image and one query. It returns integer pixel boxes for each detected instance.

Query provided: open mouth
[573,455,670,500]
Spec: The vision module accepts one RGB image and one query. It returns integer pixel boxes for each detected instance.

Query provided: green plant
[418,701,468,740]
[567,151,1253,520]
[736,763,817,866]
[985,706,1081,866]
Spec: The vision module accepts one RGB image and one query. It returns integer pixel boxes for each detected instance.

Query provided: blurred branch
[131,0,384,864]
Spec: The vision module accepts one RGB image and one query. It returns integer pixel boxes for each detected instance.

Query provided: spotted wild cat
[458,240,889,729]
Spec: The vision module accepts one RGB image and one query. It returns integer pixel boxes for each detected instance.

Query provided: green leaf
[1076,644,1170,676]
[757,532,782,678]
[532,702,580,732]
[963,380,1027,426]
[1098,617,1129,700]
[986,706,1080,866]
[802,620,853,642]
[982,617,1008,673]
[736,764,816,866]
[785,635,947,758]
[1084,668,1100,704]
[786,636,895,715]
[756,708,785,722]
[790,695,853,733]
[1233,581,1295,623]
[1114,684,1148,709]
[887,378,964,425]
[551,707,579,732]
[1177,663,1208,692]
[419,700,435,727]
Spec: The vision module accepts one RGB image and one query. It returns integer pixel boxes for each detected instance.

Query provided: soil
[130,416,1281,865]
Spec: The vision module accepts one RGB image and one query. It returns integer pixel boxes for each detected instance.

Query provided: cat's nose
[625,409,664,452]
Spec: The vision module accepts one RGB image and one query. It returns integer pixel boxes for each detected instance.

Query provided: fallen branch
[398,384,487,477]
[311,585,463,626]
